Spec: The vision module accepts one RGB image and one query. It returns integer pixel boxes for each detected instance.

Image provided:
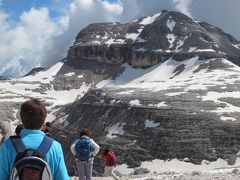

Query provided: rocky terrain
[70,166,240,180]
[0,10,240,177]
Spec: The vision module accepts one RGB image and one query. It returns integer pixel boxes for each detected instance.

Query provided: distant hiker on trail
[101,148,119,180]
[14,124,24,136]
[71,128,100,180]
[0,98,69,180]
[43,121,54,138]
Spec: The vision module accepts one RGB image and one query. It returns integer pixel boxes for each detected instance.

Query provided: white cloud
[0,7,63,76]
[171,0,192,17]
[100,0,123,15]
[75,0,94,9]
[0,11,8,31]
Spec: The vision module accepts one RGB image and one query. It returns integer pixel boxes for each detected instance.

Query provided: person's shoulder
[48,139,63,152]
[1,136,15,147]
[46,139,64,159]
[90,138,99,145]
[0,137,16,154]
[52,139,61,147]
[81,135,90,139]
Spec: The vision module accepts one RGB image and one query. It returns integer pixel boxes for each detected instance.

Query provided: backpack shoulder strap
[10,135,25,153]
[37,136,53,157]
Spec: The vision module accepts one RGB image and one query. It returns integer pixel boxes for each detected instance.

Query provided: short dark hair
[20,98,47,130]
[15,124,24,135]
[45,122,52,128]
[103,148,110,155]
[80,128,91,137]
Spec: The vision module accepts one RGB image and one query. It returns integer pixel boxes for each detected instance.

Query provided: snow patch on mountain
[125,32,141,41]
[115,158,240,176]
[202,91,240,114]
[189,47,197,52]
[166,16,176,32]
[233,43,240,49]
[106,122,126,138]
[77,75,83,78]
[125,12,162,42]
[166,92,187,96]
[97,57,239,91]
[166,33,177,46]
[156,102,168,107]
[117,90,134,95]
[20,62,64,83]
[64,72,75,77]
[145,119,160,128]
[140,13,161,25]
[220,116,237,121]
[129,99,141,106]
[106,38,124,46]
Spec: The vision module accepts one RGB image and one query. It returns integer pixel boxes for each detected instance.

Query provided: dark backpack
[108,151,117,166]
[75,136,92,160]
[10,135,53,180]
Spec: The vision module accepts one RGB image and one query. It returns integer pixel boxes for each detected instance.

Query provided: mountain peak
[68,10,240,68]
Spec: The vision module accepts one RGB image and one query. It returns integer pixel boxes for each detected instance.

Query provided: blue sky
[1,0,117,20]
[1,0,69,21]
[0,0,240,77]
[2,0,50,17]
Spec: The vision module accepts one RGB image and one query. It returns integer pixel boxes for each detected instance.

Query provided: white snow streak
[140,13,161,25]
[129,99,141,106]
[145,119,160,128]
[166,16,176,32]
[106,122,126,139]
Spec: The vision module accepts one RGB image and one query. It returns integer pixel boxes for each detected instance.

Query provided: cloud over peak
[172,0,192,17]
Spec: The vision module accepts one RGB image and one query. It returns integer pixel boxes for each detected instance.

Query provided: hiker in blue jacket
[71,128,100,180]
[0,98,70,180]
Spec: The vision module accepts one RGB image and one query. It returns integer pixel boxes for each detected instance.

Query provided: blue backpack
[75,137,92,161]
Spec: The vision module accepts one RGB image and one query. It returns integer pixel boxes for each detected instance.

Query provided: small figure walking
[102,148,119,180]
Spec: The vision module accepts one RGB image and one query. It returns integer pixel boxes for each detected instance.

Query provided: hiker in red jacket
[101,148,119,180]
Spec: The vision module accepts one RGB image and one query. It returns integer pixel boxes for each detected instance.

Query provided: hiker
[71,128,100,180]
[101,148,119,180]
[0,98,69,180]
[14,124,24,136]
[44,121,54,138]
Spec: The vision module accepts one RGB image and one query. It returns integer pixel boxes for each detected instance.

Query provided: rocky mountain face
[67,10,240,66]
[0,10,240,176]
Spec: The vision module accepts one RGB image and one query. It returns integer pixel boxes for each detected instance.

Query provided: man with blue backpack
[0,98,69,180]
[71,128,100,180]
